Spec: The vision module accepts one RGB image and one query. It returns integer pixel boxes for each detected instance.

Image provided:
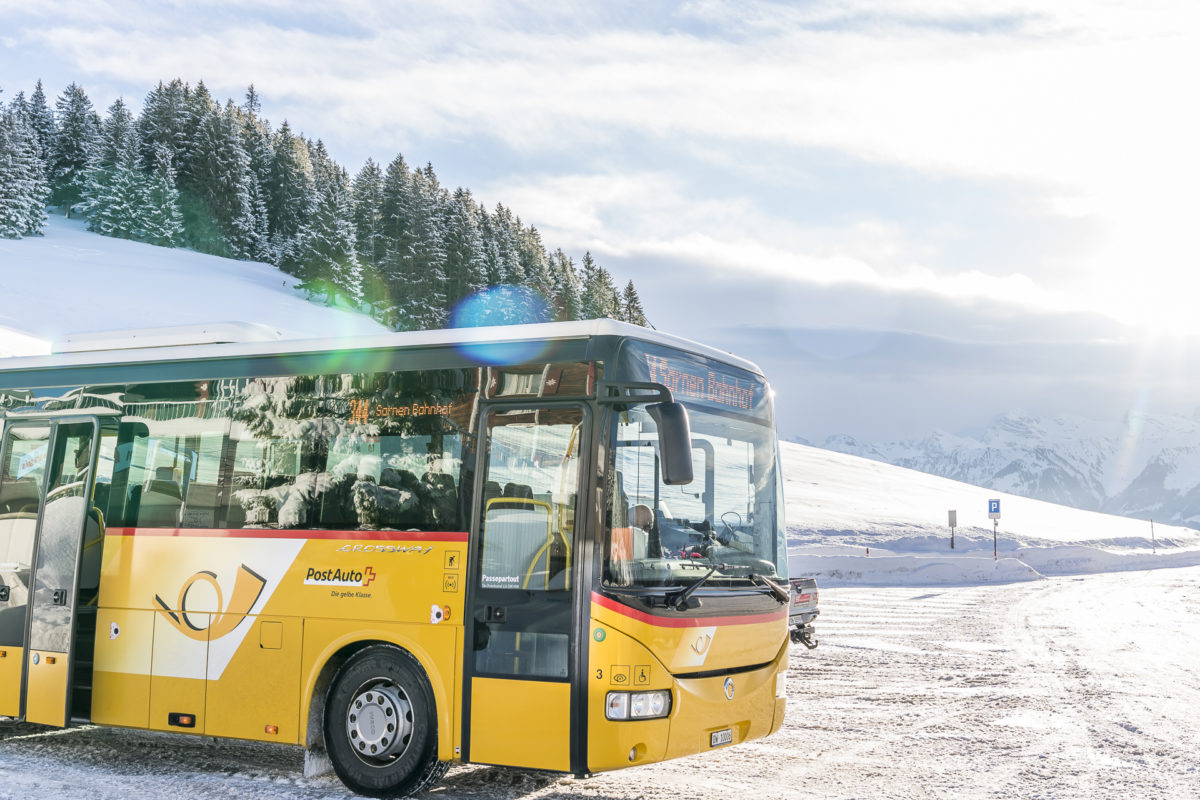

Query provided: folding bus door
[0,418,101,725]
[465,404,586,771]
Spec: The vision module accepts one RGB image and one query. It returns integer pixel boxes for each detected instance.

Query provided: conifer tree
[267,120,315,254]
[517,224,553,301]
[350,158,385,270]
[0,98,50,238]
[580,252,621,319]
[49,82,100,216]
[488,204,524,286]
[184,101,258,256]
[138,78,191,174]
[443,187,487,313]
[549,249,582,321]
[281,140,362,304]
[27,80,56,165]
[621,280,649,327]
[403,164,449,329]
[77,97,144,239]
[375,153,415,328]
[140,143,185,247]
[235,88,273,261]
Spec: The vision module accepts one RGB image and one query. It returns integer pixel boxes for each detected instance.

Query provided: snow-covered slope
[822,410,1200,526]
[784,440,1200,586]
[0,214,388,356]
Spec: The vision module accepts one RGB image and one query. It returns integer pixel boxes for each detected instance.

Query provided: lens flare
[450,285,553,365]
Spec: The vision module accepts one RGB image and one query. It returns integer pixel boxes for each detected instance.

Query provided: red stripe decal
[591,591,786,628]
[110,527,469,542]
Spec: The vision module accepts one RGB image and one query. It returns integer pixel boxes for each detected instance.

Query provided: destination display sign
[621,342,767,416]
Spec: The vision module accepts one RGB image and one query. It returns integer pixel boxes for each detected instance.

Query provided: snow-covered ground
[783,440,1200,587]
[0,214,387,356]
[4,221,1200,796]
[5,567,1198,799]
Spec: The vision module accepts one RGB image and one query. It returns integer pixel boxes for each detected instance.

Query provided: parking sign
[988,499,1001,519]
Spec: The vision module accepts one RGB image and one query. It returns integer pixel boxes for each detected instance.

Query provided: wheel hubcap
[345,679,413,764]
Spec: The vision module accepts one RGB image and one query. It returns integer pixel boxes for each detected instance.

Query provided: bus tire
[324,645,445,798]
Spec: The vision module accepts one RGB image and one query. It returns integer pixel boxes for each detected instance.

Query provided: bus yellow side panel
[300,619,460,761]
[205,616,301,744]
[0,646,22,717]
[469,677,571,771]
[24,649,69,726]
[91,608,152,728]
[148,612,208,734]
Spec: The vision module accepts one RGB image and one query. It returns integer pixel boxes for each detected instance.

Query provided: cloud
[8,0,1200,335]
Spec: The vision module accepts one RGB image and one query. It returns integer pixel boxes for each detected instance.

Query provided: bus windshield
[604,401,788,598]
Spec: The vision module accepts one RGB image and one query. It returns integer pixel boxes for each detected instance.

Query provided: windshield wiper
[749,572,789,604]
[669,563,735,610]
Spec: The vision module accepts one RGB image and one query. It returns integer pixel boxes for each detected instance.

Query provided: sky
[3,0,1200,442]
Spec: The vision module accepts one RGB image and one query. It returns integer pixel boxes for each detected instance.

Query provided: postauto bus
[0,320,790,797]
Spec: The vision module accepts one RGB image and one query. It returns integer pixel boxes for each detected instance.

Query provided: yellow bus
[0,319,790,797]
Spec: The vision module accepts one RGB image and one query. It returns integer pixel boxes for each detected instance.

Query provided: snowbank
[791,553,1043,587]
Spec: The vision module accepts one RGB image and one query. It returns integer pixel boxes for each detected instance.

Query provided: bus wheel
[324,646,446,798]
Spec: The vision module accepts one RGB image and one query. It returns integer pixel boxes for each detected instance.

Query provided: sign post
[988,499,1001,560]
[948,509,957,549]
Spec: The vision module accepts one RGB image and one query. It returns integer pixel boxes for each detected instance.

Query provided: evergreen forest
[0,79,650,331]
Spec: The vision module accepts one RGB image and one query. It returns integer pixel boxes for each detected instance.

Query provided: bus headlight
[775,671,788,699]
[606,690,671,720]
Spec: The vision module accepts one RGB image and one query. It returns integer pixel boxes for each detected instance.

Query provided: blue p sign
[988,499,1001,518]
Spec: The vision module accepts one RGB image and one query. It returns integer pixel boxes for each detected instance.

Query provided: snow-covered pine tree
[49,83,100,217]
[549,248,582,321]
[376,153,415,328]
[138,79,191,176]
[267,120,316,258]
[579,252,621,319]
[621,280,649,327]
[27,80,56,167]
[489,204,524,287]
[236,88,273,261]
[7,91,27,121]
[404,164,449,330]
[578,251,600,317]
[350,158,385,271]
[517,223,553,301]
[140,143,185,246]
[77,97,144,239]
[280,139,363,305]
[442,187,487,312]
[0,98,51,238]
[184,100,258,257]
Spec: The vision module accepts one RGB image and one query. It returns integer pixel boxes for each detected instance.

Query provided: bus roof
[0,319,763,378]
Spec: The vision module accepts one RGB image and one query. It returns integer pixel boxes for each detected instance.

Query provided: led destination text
[644,355,756,410]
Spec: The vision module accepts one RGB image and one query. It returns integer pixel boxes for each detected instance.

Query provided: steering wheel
[718,511,743,544]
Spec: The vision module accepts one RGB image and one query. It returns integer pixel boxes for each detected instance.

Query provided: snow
[783,440,1200,587]
[4,222,1200,796]
[0,214,388,357]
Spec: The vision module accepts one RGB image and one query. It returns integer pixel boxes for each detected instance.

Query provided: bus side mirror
[648,401,693,485]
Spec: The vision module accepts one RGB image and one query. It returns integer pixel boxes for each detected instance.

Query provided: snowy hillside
[0,214,388,356]
[783,439,1200,586]
[822,410,1200,526]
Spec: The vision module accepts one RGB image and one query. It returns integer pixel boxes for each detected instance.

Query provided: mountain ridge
[819,410,1200,525]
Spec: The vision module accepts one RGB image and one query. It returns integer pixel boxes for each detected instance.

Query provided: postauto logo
[304,565,377,588]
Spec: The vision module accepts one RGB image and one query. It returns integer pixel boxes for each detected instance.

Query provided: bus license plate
[710,728,733,747]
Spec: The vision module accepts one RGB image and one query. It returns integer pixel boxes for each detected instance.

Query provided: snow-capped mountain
[821,411,1200,526]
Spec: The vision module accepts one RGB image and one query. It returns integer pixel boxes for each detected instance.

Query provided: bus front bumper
[589,640,788,772]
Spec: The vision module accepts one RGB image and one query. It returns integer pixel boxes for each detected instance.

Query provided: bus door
[0,418,100,725]
[465,404,587,771]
